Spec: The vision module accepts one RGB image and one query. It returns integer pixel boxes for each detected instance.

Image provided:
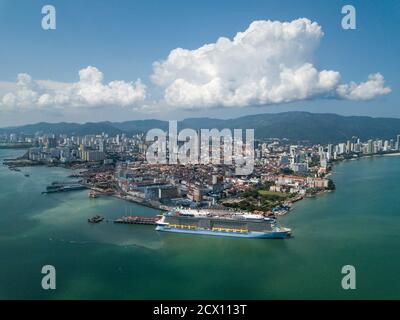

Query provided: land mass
[2,111,400,144]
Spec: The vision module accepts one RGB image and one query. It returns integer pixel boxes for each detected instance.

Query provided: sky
[0,0,399,127]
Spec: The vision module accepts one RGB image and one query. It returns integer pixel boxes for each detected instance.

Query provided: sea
[0,149,399,299]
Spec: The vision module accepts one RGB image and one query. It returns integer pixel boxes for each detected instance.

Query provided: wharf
[114,216,159,225]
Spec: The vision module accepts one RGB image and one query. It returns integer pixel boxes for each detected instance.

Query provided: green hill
[1,112,400,144]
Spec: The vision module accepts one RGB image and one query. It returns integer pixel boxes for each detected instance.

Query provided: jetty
[42,182,86,194]
[114,216,160,225]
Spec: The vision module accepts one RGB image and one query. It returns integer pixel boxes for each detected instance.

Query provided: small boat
[89,191,98,198]
[272,205,291,216]
[24,173,30,177]
[88,215,104,223]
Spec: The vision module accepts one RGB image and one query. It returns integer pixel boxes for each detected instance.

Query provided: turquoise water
[0,149,399,299]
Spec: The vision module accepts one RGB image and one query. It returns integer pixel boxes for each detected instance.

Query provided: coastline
[0,147,348,217]
[276,151,400,216]
[383,152,400,156]
[3,147,400,217]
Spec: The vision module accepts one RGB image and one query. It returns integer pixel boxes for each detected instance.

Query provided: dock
[42,184,87,194]
[114,216,159,225]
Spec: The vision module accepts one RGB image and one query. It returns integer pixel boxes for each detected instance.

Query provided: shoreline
[0,148,360,216]
[2,147,400,217]
[276,151,400,216]
[383,152,400,156]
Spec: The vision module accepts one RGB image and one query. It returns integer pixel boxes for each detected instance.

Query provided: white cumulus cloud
[151,18,390,109]
[0,66,146,110]
[0,18,392,114]
[337,73,391,101]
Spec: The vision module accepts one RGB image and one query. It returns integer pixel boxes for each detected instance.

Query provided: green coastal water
[0,149,399,300]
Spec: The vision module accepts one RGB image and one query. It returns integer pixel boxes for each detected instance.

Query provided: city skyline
[0,0,399,127]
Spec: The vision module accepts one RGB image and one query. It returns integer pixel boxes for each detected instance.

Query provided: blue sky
[0,0,399,126]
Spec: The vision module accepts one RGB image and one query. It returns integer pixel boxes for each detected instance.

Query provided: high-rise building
[46,137,57,149]
[99,139,106,152]
[367,140,373,154]
[327,144,333,161]
[9,134,16,143]
[289,145,297,157]
[338,143,346,155]
[83,150,105,162]
[346,140,351,154]
[397,135,400,151]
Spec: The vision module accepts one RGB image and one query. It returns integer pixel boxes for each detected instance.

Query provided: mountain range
[1,111,400,144]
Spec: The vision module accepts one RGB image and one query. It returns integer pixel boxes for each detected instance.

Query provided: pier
[114,216,160,225]
[42,183,87,194]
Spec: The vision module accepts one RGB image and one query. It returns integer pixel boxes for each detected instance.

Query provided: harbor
[1,149,400,299]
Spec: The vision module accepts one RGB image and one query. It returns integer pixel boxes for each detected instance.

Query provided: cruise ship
[156,209,291,239]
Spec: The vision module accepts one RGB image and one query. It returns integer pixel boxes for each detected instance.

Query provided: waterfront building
[367,140,374,154]
[9,133,17,143]
[313,178,330,189]
[397,135,400,150]
[158,185,179,200]
[338,143,346,155]
[384,140,389,152]
[346,140,351,154]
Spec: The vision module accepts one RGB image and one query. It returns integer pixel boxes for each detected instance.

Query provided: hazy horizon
[2,109,400,130]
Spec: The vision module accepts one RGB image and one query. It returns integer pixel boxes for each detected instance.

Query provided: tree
[280,167,294,175]
[327,179,336,191]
